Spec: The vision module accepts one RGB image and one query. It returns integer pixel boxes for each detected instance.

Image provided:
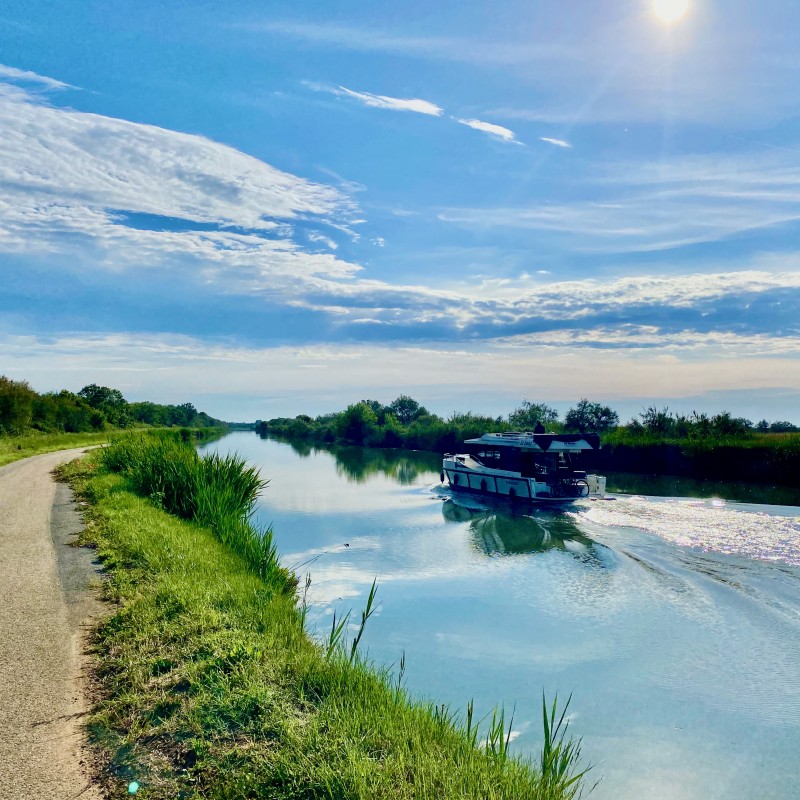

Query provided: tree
[337,402,378,444]
[508,400,559,431]
[78,384,131,426]
[564,399,619,433]
[710,412,751,437]
[388,395,427,426]
[640,406,676,437]
[0,376,37,434]
[769,420,799,433]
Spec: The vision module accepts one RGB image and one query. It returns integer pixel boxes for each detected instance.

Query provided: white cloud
[0,63,72,90]
[0,84,350,228]
[0,74,363,286]
[307,231,339,250]
[457,118,516,142]
[336,86,443,116]
[540,137,571,148]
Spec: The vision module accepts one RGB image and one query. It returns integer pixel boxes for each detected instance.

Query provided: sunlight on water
[575,496,800,566]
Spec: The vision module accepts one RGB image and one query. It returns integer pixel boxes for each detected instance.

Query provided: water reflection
[442,497,604,563]
[333,446,441,484]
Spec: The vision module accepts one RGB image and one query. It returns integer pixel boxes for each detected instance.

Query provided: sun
[652,0,689,23]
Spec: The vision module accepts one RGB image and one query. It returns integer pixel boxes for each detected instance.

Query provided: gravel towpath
[0,449,103,800]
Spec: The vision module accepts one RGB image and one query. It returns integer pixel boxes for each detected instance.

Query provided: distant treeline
[258,395,798,447]
[257,396,800,487]
[0,375,226,435]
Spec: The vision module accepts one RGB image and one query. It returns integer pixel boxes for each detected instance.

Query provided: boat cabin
[462,432,599,481]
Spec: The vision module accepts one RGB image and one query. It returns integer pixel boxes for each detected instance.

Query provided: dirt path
[0,449,103,800]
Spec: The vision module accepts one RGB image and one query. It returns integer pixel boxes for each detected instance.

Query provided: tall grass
[101,434,292,589]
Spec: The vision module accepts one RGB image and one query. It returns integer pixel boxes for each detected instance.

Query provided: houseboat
[442,432,606,505]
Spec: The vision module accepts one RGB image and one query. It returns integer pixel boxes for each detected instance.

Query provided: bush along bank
[61,435,589,799]
[587,434,800,488]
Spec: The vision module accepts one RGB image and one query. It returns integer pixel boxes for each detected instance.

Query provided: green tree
[78,384,131,426]
[564,399,619,433]
[640,406,675,437]
[508,400,559,431]
[0,376,37,434]
[388,395,427,426]
[337,402,378,444]
[770,420,799,433]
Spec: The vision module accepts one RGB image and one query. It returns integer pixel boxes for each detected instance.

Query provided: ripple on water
[574,496,800,567]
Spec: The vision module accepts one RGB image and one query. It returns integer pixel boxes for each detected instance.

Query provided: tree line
[257,395,799,450]
[0,375,225,435]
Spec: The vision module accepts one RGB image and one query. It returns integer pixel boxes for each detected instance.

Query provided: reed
[539,694,593,798]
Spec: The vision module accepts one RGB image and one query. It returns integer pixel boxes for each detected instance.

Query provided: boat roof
[464,432,600,452]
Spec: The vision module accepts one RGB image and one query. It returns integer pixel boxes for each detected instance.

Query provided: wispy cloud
[307,231,338,250]
[335,85,443,116]
[540,137,571,148]
[457,118,516,142]
[0,75,362,287]
[438,150,800,253]
[0,63,72,90]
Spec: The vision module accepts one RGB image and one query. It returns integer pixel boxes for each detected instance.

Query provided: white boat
[442,431,606,505]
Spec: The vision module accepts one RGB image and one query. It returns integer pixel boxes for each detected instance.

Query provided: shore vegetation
[0,375,227,466]
[60,435,589,799]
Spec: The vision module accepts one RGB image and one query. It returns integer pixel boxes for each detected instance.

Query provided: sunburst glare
[653,0,690,23]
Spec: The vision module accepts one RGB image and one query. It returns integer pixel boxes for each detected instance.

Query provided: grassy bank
[0,426,227,468]
[0,430,113,467]
[61,437,587,799]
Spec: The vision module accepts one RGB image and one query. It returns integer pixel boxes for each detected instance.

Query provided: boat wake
[572,495,800,567]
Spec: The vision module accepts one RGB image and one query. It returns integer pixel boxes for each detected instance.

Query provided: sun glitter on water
[652,0,690,23]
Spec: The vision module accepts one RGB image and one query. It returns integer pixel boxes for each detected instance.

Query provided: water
[201,433,800,800]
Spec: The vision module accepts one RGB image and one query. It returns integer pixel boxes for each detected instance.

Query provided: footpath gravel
[0,449,103,800]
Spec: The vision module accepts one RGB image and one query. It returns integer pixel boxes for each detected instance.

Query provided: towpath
[0,449,103,800]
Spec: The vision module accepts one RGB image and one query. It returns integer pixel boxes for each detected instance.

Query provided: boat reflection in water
[442,496,606,565]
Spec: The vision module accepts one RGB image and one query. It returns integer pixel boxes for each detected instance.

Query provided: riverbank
[60,437,587,799]
[0,426,228,468]
[0,430,113,467]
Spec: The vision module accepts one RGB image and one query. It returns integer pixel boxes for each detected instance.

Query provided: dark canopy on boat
[464,432,601,451]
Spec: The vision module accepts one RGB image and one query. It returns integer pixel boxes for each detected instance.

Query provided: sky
[1,0,800,423]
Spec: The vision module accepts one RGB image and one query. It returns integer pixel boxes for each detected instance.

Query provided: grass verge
[0,426,228,468]
[0,430,113,467]
[60,438,589,799]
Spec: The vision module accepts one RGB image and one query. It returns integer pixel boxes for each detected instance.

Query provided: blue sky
[2,0,800,422]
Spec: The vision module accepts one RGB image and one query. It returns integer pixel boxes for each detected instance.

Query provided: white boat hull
[442,455,605,505]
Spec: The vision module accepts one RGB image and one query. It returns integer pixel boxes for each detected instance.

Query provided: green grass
[60,439,590,799]
[0,426,229,469]
[0,430,114,467]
